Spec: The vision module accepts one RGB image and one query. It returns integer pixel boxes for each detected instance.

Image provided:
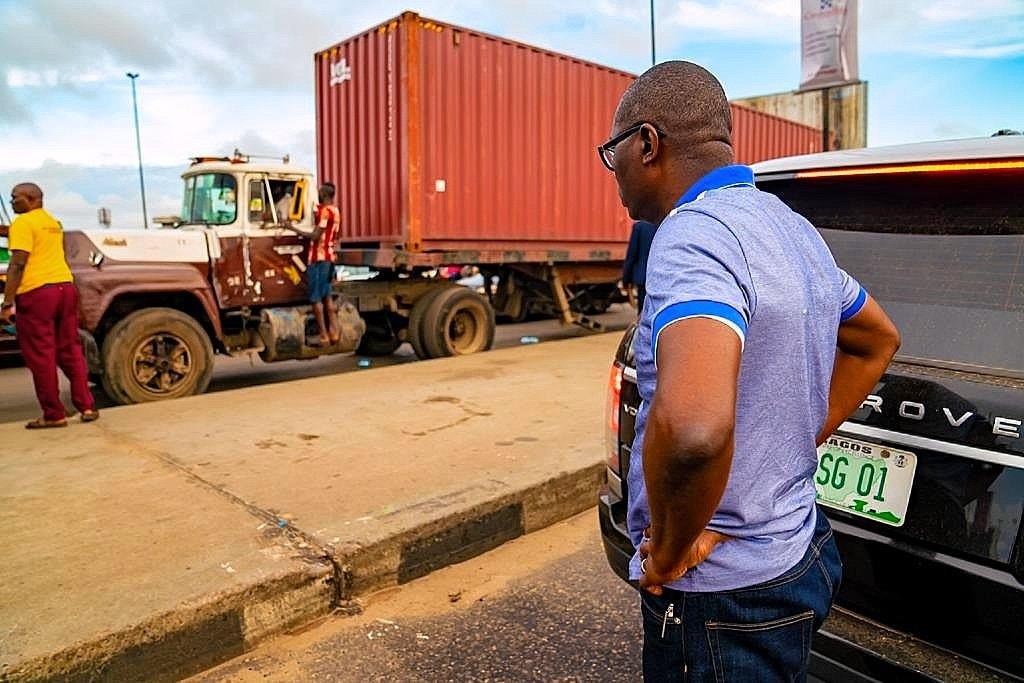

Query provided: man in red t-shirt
[309,183,341,345]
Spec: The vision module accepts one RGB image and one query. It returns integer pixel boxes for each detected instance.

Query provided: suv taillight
[606,362,623,472]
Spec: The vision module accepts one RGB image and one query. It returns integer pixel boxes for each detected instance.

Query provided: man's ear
[640,124,661,165]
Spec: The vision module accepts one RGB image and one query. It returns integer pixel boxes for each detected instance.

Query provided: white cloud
[861,0,1024,58]
[0,161,182,230]
[940,42,1024,59]
[918,0,1022,23]
[663,0,797,42]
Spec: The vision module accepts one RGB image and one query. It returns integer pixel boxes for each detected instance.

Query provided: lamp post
[650,0,656,65]
[126,72,149,230]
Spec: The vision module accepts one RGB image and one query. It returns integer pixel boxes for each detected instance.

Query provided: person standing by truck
[599,61,900,681]
[0,183,98,428]
[308,183,341,346]
[622,220,656,312]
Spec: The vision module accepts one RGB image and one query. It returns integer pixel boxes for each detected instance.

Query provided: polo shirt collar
[674,164,755,207]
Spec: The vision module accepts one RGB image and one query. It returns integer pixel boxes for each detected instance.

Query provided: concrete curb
[4,462,605,682]
[334,462,606,598]
[3,563,334,683]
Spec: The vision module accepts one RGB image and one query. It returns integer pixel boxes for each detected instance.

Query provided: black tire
[407,286,452,360]
[421,287,496,358]
[356,312,403,356]
[100,308,214,405]
[497,292,530,324]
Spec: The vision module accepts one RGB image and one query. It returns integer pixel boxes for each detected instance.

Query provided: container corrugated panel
[316,12,823,254]
[315,17,409,245]
[411,19,635,251]
[731,103,823,165]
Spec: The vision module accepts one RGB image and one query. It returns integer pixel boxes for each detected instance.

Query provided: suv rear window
[760,169,1024,377]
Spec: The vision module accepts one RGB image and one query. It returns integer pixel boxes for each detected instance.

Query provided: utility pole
[650,0,656,65]
[126,73,149,229]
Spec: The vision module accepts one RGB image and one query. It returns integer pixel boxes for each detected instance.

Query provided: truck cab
[68,152,366,405]
[172,156,314,310]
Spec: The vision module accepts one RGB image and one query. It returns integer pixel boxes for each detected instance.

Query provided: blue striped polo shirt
[626,165,866,592]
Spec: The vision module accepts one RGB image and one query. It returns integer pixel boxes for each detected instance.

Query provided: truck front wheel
[100,308,215,404]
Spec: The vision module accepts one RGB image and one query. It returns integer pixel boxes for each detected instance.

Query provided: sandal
[25,417,68,430]
[81,410,100,423]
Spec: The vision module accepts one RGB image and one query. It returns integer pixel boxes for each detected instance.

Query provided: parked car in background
[600,137,1024,681]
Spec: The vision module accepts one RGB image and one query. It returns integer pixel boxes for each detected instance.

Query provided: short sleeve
[838,268,867,321]
[7,215,33,254]
[646,210,755,360]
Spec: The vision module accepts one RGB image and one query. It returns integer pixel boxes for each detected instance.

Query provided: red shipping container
[315,12,821,257]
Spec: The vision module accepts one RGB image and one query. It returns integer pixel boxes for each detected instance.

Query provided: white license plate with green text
[814,436,917,527]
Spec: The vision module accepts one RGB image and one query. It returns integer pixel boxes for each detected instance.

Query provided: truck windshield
[181,173,237,225]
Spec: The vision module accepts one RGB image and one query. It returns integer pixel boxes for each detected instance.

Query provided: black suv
[599,137,1024,681]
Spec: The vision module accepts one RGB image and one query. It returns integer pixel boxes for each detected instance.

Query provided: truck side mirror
[289,179,308,222]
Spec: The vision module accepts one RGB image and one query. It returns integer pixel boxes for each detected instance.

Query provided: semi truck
[0,12,823,404]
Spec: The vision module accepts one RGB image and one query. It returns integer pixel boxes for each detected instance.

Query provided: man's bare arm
[640,318,740,591]
[281,223,323,241]
[816,296,900,445]
[3,250,28,300]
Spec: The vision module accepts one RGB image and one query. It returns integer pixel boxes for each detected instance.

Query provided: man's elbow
[879,319,901,360]
[651,410,733,468]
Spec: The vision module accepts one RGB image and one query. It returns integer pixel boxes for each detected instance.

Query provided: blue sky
[1,0,1022,228]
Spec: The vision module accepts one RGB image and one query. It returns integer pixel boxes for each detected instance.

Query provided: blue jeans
[640,508,842,682]
[307,260,334,303]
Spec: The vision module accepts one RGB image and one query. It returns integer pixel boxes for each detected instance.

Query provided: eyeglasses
[596,122,666,171]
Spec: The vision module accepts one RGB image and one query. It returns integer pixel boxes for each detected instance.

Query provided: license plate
[815,436,917,527]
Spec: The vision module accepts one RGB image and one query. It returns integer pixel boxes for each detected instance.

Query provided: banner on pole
[800,0,858,89]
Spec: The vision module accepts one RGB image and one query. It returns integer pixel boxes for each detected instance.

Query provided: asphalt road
[0,306,635,424]
[191,510,643,682]
[190,511,852,683]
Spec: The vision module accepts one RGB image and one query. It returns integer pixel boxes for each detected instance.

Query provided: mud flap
[79,329,102,375]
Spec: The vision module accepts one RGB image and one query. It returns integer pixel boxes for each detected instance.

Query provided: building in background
[733,82,867,151]
[735,0,866,151]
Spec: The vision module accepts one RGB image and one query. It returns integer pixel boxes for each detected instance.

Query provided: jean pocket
[817,535,843,604]
[706,610,814,683]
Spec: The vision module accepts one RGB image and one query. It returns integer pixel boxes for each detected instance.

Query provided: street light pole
[126,72,149,230]
[650,0,656,65]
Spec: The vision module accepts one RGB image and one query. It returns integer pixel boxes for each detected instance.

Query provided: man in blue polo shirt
[598,61,900,680]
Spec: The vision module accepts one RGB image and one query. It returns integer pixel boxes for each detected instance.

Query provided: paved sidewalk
[0,333,618,682]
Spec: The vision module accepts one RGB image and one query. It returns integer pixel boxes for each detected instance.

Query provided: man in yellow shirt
[0,183,98,428]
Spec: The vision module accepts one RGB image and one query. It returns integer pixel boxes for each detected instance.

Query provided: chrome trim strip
[837,421,1023,469]
[606,467,623,499]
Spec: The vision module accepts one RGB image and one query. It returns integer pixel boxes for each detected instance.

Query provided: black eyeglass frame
[596,122,667,171]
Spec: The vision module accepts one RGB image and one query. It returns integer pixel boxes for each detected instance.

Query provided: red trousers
[15,283,95,421]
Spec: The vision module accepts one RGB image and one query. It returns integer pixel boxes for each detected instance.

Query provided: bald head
[10,183,43,214]
[615,61,733,166]
[605,61,736,224]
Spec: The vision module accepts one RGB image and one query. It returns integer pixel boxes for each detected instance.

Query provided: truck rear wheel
[407,286,452,360]
[100,308,214,404]
[421,287,495,358]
